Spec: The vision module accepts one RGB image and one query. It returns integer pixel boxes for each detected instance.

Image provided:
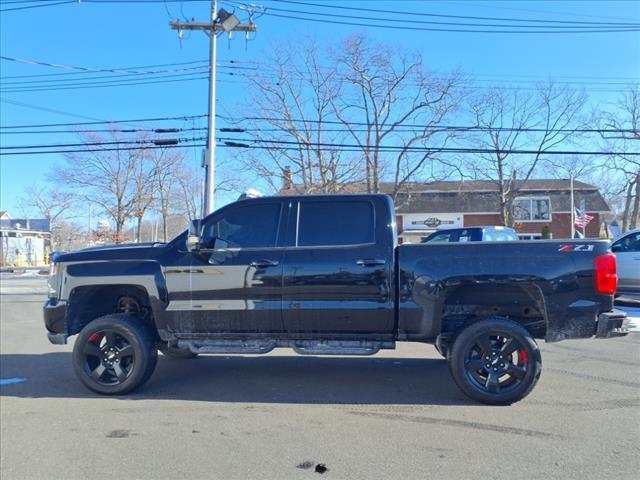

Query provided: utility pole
[170,2,256,215]
[570,176,575,239]
[87,203,92,245]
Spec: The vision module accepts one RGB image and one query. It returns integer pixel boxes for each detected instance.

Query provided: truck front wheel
[448,318,542,405]
[72,314,158,395]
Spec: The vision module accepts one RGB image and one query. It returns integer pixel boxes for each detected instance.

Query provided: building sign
[402,213,463,231]
[412,217,456,228]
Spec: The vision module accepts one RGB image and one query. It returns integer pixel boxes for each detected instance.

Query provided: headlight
[50,262,58,276]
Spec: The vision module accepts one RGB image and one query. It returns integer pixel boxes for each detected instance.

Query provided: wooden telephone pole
[170,1,256,215]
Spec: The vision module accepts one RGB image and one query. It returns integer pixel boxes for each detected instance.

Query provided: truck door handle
[356,259,386,267]
[249,259,280,268]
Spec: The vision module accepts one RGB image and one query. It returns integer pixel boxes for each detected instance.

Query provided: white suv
[611,229,640,301]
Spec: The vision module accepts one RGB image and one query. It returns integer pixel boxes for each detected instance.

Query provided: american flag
[575,208,594,229]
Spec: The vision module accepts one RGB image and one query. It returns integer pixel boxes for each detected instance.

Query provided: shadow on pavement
[0,352,472,406]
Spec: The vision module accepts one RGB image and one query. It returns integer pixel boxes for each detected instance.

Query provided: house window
[518,234,551,240]
[513,197,551,222]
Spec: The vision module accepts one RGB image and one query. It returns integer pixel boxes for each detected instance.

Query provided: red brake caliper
[88,333,102,344]
[518,349,528,365]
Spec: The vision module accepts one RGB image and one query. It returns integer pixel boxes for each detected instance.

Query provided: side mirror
[186,219,202,252]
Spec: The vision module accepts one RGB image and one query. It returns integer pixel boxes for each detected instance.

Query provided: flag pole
[570,176,575,239]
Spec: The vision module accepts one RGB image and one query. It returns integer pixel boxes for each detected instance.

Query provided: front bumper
[595,309,630,338]
[43,299,68,345]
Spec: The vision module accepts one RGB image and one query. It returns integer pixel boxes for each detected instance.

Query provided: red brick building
[392,180,609,242]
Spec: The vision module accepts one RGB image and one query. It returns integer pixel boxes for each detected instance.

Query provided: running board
[178,339,395,356]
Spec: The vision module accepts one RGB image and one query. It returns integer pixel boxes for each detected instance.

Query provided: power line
[0,143,206,156]
[0,113,207,129]
[217,137,640,156]
[1,56,634,93]
[0,74,212,93]
[0,97,109,123]
[265,0,640,27]
[0,0,73,12]
[0,136,206,150]
[0,126,208,134]
[259,11,640,34]
[0,66,210,86]
[0,59,254,80]
[217,115,638,134]
[1,112,635,135]
[239,1,640,30]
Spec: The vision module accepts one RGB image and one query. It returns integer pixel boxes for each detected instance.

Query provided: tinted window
[202,203,281,249]
[298,201,374,246]
[613,232,640,253]
[423,231,455,243]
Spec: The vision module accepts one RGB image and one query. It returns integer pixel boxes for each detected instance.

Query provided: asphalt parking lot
[1,275,639,480]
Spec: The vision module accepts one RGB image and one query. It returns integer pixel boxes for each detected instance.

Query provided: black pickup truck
[44,194,629,404]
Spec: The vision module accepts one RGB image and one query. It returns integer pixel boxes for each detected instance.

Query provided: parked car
[421,226,518,243]
[44,194,628,405]
[611,228,640,300]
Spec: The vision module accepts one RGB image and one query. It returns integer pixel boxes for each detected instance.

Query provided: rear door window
[424,231,455,243]
[298,200,375,247]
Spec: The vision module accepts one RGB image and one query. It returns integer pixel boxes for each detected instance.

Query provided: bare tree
[53,132,141,243]
[174,163,203,222]
[17,185,75,223]
[466,83,587,225]
[236,37,363,193]
[601,84,640,232]
[131,146,158,242]
[333,34,465,198]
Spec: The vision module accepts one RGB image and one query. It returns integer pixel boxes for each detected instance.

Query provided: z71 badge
[558,244,595,252]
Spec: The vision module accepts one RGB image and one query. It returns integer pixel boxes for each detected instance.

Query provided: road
[1,275,639,480]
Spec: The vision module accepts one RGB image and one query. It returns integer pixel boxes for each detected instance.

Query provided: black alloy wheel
[82,330,134,385]
[448,318,542,405]
[73,314,157,395]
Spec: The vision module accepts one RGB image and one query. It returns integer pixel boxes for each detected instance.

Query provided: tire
[159,344,198,359]
[72,314,158,395]
[448,318,542,405]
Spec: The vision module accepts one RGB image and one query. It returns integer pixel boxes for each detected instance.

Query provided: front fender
[62,260,167,317]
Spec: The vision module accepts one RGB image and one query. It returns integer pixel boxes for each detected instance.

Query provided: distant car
[421,226,519,243]
[611,229,640,300]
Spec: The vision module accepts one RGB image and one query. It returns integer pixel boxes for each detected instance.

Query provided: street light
[218,9,240,32]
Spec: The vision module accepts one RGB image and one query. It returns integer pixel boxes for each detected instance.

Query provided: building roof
[279,179,610,214]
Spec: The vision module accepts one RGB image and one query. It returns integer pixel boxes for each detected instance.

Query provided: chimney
[283,166,293,190]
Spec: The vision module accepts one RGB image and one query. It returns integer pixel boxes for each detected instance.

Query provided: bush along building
[280,179,610,243]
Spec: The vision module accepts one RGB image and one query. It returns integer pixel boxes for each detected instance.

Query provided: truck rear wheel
[448,318,542,405]
[72,314,158,395]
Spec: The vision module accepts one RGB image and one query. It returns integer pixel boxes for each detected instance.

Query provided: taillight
[594,253,617,295]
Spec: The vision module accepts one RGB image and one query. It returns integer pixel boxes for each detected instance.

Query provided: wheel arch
[439,282,548,341]
[65,283,160,336]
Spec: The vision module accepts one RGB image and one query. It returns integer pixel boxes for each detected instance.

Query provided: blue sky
[1,0,639,219]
